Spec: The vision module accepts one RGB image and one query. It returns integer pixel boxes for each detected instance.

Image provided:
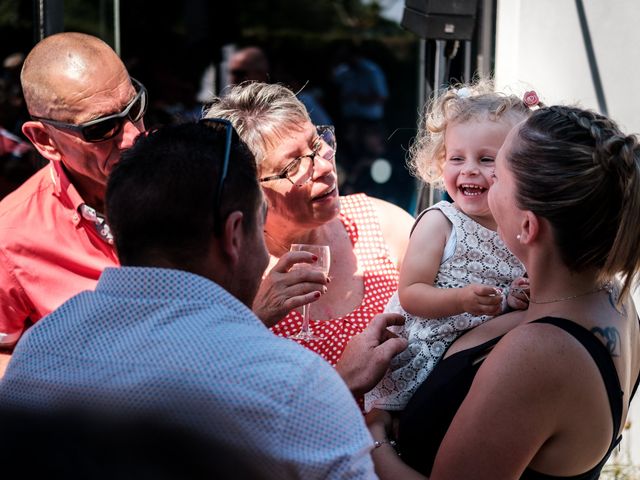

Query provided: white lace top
[364,201,525,411]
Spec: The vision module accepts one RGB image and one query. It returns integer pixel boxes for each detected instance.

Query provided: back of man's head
[106,121,260,270]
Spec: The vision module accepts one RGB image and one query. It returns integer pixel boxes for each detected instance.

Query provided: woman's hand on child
[457,284,503,316]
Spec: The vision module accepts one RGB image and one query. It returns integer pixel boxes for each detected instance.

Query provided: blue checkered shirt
[0,267,376,479]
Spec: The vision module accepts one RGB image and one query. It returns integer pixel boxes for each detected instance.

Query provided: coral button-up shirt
[0,161,118,346]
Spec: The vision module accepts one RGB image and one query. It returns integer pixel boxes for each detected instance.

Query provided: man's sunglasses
[31,78,147,143]
[199,117,233,231]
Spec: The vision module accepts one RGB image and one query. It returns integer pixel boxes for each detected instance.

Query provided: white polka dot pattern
[365,201,525,411]
[270,194,399,368]
[0,266,377,479]
[271,194,399,410]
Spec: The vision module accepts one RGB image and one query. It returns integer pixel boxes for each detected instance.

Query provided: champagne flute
[289,244,330,341]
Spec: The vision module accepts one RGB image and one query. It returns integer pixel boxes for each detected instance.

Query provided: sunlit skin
[260,121,340,235]
[21,36,144,212]
[443,117,516,231]
[36,73,144,211]
[396,115,527,321]
[258,121,353,321]
[254,120,413,323]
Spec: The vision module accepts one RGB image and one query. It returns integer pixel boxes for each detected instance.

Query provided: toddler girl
[365,81,537,412]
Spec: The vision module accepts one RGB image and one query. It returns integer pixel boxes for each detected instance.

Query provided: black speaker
[401,0,478,40]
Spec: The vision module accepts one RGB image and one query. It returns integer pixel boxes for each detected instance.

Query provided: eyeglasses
[259,125,336,187]
[199,117,233,231]
[31,78,147,143]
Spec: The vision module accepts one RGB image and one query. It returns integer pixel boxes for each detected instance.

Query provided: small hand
[507,277,530,311]
[252,251,329,328]
[457,284,503,316]
[336,313,408,397]
[366,407,395,439]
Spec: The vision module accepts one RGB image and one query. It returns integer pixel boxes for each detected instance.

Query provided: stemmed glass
[289,244,331,341]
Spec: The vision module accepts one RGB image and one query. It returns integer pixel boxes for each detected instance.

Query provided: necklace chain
[524,281,613,305]
[263,229,291,254]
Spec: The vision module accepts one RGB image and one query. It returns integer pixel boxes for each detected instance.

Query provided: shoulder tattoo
[590,326,621,356]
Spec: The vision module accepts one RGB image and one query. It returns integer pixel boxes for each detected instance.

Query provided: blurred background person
[228,46,270,87]
[332,43,389,194]
[0,125,36,200]
[0,52,42,200]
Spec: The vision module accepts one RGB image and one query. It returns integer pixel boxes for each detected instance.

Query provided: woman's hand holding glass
[252,250,329,328]
[289,244,331,340]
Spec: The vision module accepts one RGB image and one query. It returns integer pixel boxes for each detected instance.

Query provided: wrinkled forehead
[263,120,309,146]
[257,121,314,172]
[254,119,310,157]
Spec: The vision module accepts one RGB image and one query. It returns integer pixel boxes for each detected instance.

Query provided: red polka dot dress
[270,194,400,367]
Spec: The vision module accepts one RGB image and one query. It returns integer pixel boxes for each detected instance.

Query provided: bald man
[227,46,270,86]
[0,32,146,372]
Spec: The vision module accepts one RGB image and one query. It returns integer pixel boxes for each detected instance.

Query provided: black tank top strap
[530,317,624,446]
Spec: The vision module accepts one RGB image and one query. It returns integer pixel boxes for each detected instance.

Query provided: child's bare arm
[398,210,503,318]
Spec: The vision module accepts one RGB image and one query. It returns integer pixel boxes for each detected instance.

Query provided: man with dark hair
[0,121,378,479]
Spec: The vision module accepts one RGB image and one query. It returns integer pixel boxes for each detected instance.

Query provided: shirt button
[72,213,80,224]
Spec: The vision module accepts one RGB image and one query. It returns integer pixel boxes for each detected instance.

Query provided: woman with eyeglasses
[203,82,413,399]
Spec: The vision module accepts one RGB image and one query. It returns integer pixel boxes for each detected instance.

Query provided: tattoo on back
[591,327,621,356]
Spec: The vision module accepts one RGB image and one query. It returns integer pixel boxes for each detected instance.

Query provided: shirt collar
[97,266,259,322]
[49,160,85,210]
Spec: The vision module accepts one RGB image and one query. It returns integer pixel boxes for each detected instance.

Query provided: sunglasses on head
[199,117,234,232]
[32,78,147,143]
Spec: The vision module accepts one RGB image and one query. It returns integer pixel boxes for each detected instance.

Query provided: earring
[516,234,521,240]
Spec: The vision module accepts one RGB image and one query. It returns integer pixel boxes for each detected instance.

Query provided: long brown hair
[509,105,640,300]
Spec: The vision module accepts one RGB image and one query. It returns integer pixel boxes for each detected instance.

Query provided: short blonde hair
[203,82,310,169]
[409,79,533,188]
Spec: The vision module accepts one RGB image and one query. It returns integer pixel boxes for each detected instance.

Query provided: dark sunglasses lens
[83,118,121,142]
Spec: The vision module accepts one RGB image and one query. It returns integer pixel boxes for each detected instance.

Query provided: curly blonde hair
[408,79,535,187]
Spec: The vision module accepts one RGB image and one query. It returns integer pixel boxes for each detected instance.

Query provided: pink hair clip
[523,91,540,108]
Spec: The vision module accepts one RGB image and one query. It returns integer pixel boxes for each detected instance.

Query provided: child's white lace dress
[365,201,525,411]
